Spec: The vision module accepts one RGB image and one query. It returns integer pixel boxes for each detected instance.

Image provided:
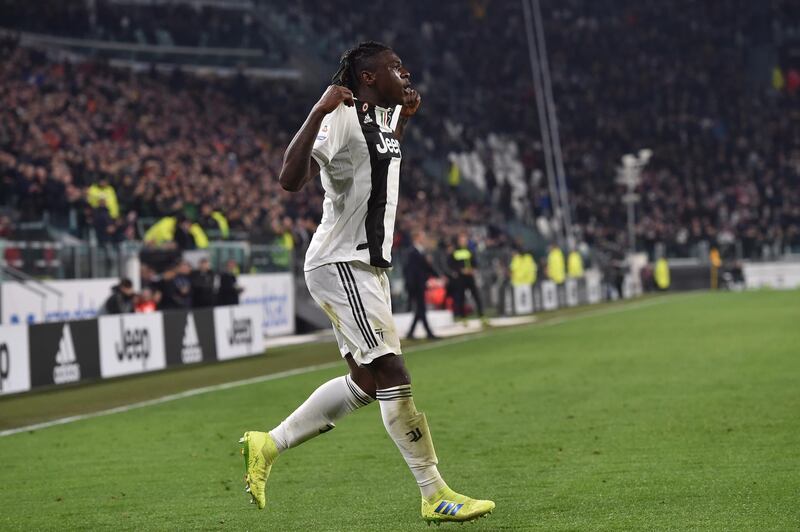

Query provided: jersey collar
[354,98,395,130]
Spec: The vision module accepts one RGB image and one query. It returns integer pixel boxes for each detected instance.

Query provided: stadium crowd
[101,257,242,315]
[1,0,799,264]
[0,0,274,50]
[285,0,800,260]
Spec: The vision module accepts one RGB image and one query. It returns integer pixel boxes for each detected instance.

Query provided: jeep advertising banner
[98,313,166,378]
[163,309,216,366]
[0,324,30,395]
[28,320,101,388]
[213,304,265,361]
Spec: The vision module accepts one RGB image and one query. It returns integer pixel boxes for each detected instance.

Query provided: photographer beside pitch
[239,42,495,524]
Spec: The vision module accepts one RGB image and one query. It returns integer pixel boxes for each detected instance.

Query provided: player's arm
[279,85,354,192]
[394,89,421,141]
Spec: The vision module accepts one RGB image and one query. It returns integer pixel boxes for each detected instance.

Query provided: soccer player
[239,41,495,524]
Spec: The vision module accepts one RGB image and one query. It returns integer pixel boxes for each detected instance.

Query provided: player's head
[331,41,410,107]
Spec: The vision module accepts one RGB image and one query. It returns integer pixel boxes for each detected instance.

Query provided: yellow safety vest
[453,248,472,269]
[190,224,209,249]
[87,184,120,219]
[448,161,461,187]
[211,211,230,239]
[510,254,536,286]
[567,251,584,278]
[654,258,670,290]
[143,217,208,248]
[143,217,176,245]
[547,248,566,284]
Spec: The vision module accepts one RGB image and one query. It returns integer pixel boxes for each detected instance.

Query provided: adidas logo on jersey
[53,324,81,384]
[363,114,373,124]
[181,313,203,364]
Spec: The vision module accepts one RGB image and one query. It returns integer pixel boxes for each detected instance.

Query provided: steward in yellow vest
[567,250,584,278]
[510,249,537,286]
[547,245,566,285]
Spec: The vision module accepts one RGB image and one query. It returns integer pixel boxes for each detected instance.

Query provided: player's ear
[359,69,376,87]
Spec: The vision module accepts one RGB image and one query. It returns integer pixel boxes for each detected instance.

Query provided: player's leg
[267,352,374,453]
[353,264,493,522]
[239,264,378,509]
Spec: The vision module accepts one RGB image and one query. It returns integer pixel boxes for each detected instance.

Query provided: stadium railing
[0,27,300,77]
[0,239,291,280]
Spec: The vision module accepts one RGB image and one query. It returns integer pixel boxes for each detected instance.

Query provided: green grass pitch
[1,290,798,530]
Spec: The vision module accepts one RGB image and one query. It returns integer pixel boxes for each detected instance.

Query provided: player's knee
[366,353,411,388]
[351,369,377,398]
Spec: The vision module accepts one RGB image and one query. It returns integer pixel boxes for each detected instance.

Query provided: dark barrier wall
[0,304,265,396]
[29,319,101,387]
[669,264,712,291]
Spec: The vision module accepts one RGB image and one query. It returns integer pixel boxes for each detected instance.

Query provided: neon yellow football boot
[421,486,495,524]
[239,431,279,509]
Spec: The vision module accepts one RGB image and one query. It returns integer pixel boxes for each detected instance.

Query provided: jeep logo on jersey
[53,324,81,384]
[181,313,203,364]
[0,342,9,391]
[227,317,253,346]
[375,133,401,157]
[115,320,150,362]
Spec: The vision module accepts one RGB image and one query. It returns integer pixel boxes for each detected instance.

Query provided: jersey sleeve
[311,103,352,167]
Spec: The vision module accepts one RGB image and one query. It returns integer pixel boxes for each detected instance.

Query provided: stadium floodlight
[616,150,652,253]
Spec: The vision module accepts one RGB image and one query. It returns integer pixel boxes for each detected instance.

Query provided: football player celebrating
[239,41,495,524]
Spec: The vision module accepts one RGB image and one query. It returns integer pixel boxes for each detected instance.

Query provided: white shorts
[305,261,402,366]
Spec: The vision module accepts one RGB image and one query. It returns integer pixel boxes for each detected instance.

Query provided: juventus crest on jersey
[306,100,403,271]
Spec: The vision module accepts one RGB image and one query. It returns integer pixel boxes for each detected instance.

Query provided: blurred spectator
[135,287,158,313]
[101,278,135,314]
[191,258,217,308]
[449,234,485,320]
[403,230,439,339]
[87,178,120,220]
[217,259,242,306]
[158,261,193,309]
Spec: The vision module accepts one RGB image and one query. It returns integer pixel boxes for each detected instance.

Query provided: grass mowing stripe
[0,294,679,438]
[0,362,339,437]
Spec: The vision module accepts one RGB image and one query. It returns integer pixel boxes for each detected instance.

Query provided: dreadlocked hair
[331,41,392,91]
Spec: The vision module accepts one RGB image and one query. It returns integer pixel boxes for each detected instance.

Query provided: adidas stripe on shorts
[305,260,402,366]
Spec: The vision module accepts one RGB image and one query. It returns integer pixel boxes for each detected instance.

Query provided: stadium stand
[1,0,798,271]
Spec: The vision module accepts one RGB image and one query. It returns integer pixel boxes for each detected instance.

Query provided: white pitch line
[0,295,681,438]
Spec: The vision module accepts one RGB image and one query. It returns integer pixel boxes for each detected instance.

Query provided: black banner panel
[163,309,217,367]
[28,319,101,388]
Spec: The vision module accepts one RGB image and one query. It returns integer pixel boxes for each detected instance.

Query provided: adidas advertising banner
[0,324,30,395]
[28,320,101,388]
[213,304,265,361]
[1,278,116,325]
[98,313,166,378]
[239,273,296,337]
[163,309,216,366]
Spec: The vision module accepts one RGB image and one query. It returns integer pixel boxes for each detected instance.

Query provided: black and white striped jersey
[305,99,402,271]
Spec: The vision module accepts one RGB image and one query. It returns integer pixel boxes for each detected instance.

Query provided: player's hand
[314,85,354,114]
[400,88,421,117]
